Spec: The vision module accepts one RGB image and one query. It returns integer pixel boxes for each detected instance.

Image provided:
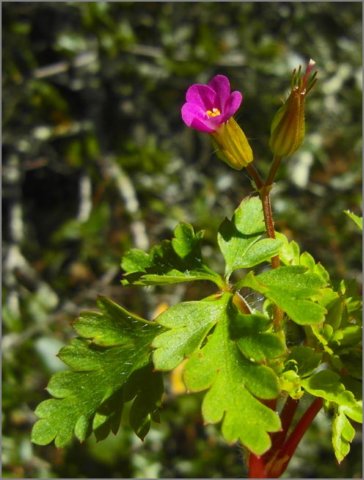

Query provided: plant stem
[247,159,284,328]
[262,397,300,475]
[267,398,324,477]
[245,157,321,478]
[266,155,282,186]
[259,184,283,329]
[248,453,267,478]
[261,188,276,240]
[268,397,300,455]
[246,163,264,190]
[246,163,279,266]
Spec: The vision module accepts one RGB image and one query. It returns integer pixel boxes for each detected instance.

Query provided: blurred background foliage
[2,2,362,478]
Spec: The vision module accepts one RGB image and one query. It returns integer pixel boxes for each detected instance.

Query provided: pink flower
[181,75,243,133]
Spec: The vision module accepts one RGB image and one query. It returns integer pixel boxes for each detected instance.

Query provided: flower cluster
[181,62,317,170]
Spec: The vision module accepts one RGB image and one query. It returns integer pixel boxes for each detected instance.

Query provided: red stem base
[248,397,323,478]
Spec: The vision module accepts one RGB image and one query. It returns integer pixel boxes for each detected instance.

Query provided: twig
[267,398,324,477]
[100,156,149,251]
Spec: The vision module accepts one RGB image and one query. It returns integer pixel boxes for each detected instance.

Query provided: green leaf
[237,333,286,363]
[276,232,330,284]
[330,325,362,348]
[227,304,286,362]
[31,297,162,447]
[124,364,164,441]
[279,369,303,399]
[344,210,363,231]
[310,278,362,359]
[234,196,265,235]
[240,266,327,325]
[72,299,151,347]
[172,223,204,258]
[121,249,151,274]
[302,369,362,423]
[218,197,282,277]
[182,298,281,455]
[152,294,229,371]
[121,222,224,288]
[92,390,124,442]
[335,351,362,380]
[286,346,322,377]
[332,407,356,463]
[276,233,301,266]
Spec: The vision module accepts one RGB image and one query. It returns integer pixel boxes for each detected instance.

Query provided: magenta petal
[186,84,216,110]
[221,91,243,121]
[190,117,216,133]
[208,75,231,110]
[181,103,215,132]
[181,102,205,126]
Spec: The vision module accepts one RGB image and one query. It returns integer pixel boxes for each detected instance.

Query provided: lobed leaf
[218,197,282,277]
[123,365,164,440]
[121,222,224,287]
[240,266,327,325]
[237,333,286,363]
[152,294,229,371]
[31,297,163,447]
[302,369,362,464]
[182,297,281,455]
[286,346,322,377]
[276,232,330,284]
[302,369,362,423]
[228,303,286,363]
[332,407,356,463]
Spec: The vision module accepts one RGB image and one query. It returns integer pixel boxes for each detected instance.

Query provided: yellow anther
[206,107,221,118]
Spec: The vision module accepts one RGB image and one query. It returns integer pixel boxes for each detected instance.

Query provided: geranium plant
[31,62,362,478]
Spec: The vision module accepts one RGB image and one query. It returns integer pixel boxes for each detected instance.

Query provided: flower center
[206,107,221,118]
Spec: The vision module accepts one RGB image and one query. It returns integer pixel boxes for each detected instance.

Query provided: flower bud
[212,117,254,170]
[269,59,317,158]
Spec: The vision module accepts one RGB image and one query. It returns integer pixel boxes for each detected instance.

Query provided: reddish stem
[248,453,267,478]
[247,165,283,329]
[266,155,282,186]
[266,398,324,477]
[269,397,300,454]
